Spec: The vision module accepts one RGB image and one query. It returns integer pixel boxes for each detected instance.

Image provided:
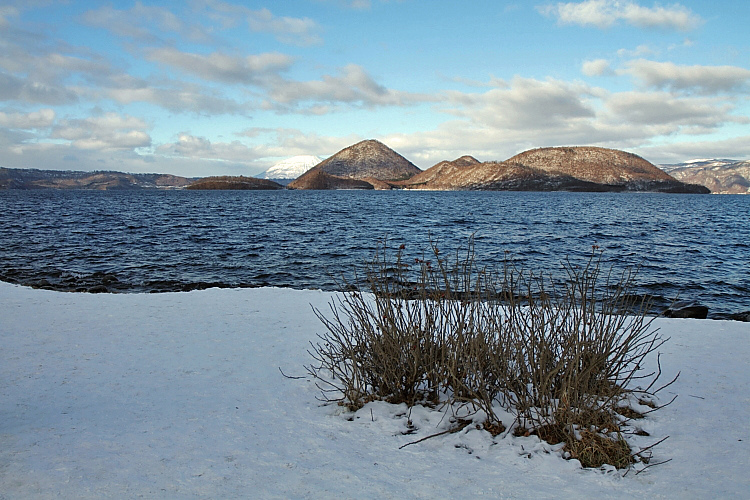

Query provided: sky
[0,0,748,177]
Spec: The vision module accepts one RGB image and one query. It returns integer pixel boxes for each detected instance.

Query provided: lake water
[1,189,748,320]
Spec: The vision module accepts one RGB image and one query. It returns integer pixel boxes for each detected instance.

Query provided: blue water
[1,189,748,319]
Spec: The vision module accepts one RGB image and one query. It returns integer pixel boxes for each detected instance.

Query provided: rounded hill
[298,140,418,180]
[186,176,282,190]
[507,147,673,185]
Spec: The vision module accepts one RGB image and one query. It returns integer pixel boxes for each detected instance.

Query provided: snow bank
[1,282,748,498]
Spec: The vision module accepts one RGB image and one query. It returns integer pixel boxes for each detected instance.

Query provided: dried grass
[305,237,675,469]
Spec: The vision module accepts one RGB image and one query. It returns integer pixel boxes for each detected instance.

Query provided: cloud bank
[538,0,702,31]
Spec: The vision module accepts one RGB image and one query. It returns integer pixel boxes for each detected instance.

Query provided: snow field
[1,282,748,498]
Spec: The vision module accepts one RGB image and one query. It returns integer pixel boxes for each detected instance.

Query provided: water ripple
[0,189,748,319]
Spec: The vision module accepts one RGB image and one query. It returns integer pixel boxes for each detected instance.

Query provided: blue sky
[1,0,748,176]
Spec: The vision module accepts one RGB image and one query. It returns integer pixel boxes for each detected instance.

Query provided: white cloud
[81,3,189,43]
[623,59,750,94]
[0,108,55,128]
[0,32,113,106]
[348,0,372,9]
[239,127,362,158]
[582,59,613,76]
[0,126,253,177]
[42,53,112,77]
[0,6,255,116]
[538,0,615,28]
[604,91,745,129]
[616,44,654,58]
[315,0,375,10]
[145,48,294,85]
[637,135,750,164]
[71,131,151,151]
[620,2,699,30]
[314,0,408,11]
[83,2,321,46]
[0,71,80,105]
[51,112,151,151]
[444,77,600,130]
[0,6,19,28]
[246,8,322,46]
[156,133,264,164]
[669,38,694,50]
[377,74,749,167]
[365,78,611,167]
[102,76,248,115]
[266,64,435,112]
[189,1,322,46]
[538,0,702,31]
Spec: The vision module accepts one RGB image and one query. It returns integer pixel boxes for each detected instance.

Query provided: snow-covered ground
[1,282,748,499]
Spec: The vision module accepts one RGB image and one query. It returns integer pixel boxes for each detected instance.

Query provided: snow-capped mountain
[259,155,322,180]
[659,159,738,173]
[659,159,750,194]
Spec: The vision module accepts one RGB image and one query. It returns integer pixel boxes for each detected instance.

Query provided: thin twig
[652,371,681,395]
[640,394,678,416]
[635,458,673,475]
[633,435,670,457]
[399,420,471,449]
[279,367,306,380]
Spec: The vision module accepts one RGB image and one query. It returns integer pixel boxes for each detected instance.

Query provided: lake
[1,189,748,319]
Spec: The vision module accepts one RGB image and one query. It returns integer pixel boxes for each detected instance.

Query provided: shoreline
[3,278,748,322]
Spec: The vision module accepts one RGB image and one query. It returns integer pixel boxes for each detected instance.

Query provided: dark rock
[88,285,109,293]
[101,274,119,284]
[662,304,709,319]
[728,311,750,322]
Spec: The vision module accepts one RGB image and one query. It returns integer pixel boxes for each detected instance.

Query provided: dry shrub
[567,429,633,469]
[307,242,449,409]
[305,237,675,469]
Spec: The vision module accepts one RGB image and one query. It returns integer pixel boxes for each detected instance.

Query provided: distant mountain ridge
[659,159,750,194]
[1,144,728,194]
[401,147,708,193]
[659,159,738,173]
[0,167,192,190]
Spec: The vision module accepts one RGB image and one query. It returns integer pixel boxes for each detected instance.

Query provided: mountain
[403,160,605,191]
[285,170,373,190]
[259,155,322,180]
[659,159,750,194]
[1,146,721,194]
[288,139,420,190]
[506,147,691,189]
[0,168,192,190]
[401,156,480,189]
[659,158,738,173]
[186,176,282,190]
[403,147,709,193]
